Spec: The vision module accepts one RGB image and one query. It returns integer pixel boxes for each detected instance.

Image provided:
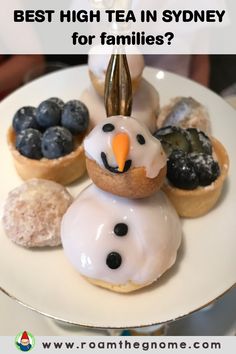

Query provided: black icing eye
[102,123,115,132]
[106,252,122,269]
[136,134,146,145]
[114,223,128,237]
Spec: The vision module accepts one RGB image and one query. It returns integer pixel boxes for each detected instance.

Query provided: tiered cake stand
[0,65,235,329]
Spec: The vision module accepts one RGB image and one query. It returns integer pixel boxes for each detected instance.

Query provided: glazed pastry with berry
[154,126,229,217]
[84,116,167,199]
[8,98,89,185]
[157,97,210,134]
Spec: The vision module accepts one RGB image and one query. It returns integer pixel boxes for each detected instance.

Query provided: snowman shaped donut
[84,116,167,198]
[61,54,181,294]
[61,184,182,293]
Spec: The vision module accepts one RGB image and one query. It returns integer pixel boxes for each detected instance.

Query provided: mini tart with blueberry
[8,99,89,185]
[7,127,86,185]
[84,116,167,199]
[154,126,229,217]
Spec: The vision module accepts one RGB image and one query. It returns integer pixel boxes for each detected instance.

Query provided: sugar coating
[2,179,73,248]
[158,96,211,134]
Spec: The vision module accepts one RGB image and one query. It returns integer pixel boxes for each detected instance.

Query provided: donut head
[83,116,167,198]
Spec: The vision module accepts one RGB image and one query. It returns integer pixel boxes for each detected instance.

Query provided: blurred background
[0,55,236,101]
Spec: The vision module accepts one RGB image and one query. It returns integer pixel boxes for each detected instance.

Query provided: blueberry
[187,128,212,155]
[167,150,199,190]
[169,149,187,160]
[42,126,74,159]
[48,97,64,110]
[13,106,40,133]
[198,131,212,155]
[36,100,61,129]
[154,126,190,156]
[189,153,220,186]
[61,100,89,134]
[16,128,42,159]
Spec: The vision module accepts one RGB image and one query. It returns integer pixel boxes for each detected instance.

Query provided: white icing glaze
[84,116,166,179]
[88,53,145,82]
[61,185,182,285]
[80,78,160,133]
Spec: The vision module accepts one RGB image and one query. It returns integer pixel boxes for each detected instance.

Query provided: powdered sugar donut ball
[2,179,73,248]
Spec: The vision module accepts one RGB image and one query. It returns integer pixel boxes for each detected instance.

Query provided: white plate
[0,66,235,329]
[225,95,236,110]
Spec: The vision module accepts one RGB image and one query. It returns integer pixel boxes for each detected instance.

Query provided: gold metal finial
[104,53,132,117]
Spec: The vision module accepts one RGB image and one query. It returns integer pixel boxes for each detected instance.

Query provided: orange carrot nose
[112,133,130,172]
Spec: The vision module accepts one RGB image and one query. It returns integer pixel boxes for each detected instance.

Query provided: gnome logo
[15,331,35,352]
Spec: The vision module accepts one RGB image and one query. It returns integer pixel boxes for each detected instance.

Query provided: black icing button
[136,134,146,145]
[106,252,122,269]
[102,123,115,132]
[114,223,128,237]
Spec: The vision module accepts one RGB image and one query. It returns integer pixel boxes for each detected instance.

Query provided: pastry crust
[162,137,229,218]
[89,70,142,97]
[83,275,152,293]
[7,127,86,185]
[86,157,167,199]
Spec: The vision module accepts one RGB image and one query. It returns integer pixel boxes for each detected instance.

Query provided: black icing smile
[101,152,132,174]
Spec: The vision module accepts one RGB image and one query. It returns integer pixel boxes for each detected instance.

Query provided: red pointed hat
[21,331,29,340]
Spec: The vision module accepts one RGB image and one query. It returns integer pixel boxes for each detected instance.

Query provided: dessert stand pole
[103,0,133,116]
[104,51,132,117]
